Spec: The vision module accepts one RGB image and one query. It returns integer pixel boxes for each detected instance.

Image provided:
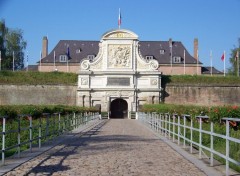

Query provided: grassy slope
[0,71,78,85]
[0,71,240,86]
[162,75,240,86]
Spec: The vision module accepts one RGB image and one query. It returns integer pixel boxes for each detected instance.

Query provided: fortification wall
[164,85,240,106]
[0,85,77,106]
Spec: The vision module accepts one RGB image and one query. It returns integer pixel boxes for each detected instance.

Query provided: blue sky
[0,0,240,71]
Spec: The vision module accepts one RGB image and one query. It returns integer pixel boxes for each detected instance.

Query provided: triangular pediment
[102,29,138,40]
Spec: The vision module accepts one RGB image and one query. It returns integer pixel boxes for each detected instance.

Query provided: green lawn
[0,71,78,85]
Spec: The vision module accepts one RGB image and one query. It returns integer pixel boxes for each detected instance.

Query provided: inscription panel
[107,77,130,86]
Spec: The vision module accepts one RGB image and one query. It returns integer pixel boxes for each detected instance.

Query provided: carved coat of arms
[108,44,131,68]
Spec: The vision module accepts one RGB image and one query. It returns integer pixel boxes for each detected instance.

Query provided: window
[145,55,153,62]
[87,55,95,61]
[76,49,81,53]
[160,49,165,54]
[59,55,67,62]
[173,56,181,63]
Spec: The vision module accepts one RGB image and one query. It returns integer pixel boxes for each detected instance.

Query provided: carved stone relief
[151,79,158,85]
[108,44,131,68]
[81,78,88,85]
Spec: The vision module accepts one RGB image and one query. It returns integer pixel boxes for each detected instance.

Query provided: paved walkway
[3,119,212,176]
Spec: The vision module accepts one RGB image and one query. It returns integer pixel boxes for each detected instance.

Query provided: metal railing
[137,112,240,176]
[0,112,99,165]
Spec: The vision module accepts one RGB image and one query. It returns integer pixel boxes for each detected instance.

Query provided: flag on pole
[66,45,70,72]
[221,51,226,76]
[118,8,122,29]
[221,52,225,61]
[67,46,70,58]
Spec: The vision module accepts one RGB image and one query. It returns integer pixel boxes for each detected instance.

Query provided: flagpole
[26,51,29,72]
[118,8,121,29]
[39,51,42,72]
[210,50,212,76]
[184,49,186,75]
[0,50,1,71]
[197,49,199,75]
[53,50,56,71]
[224,50,226,77]
[13,51,15,72]
[237,50,239,77]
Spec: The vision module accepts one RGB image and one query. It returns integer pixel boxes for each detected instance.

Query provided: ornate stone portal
[78,29,162,119]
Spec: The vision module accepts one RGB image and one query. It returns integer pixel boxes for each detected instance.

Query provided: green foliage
[141,104,240,122]
[0,71,78,85]
[162,75,240,86]
[0,105,97,119]
[0,19,27,70]
[228,38,240,76]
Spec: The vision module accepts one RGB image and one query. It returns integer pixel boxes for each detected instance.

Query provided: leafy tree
[0,19,27,70]
[228,38,240,76]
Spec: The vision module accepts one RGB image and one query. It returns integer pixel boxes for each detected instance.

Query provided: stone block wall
[164,85,240,106]
[0,85,77,105]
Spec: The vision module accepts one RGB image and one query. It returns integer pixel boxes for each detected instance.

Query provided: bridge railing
[137,112,240,176]
[0,112,99,166]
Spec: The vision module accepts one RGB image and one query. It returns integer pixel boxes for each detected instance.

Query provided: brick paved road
[4,119,207,176]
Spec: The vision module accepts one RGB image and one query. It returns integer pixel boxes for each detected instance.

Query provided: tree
[0,19,27,70]
[228,38,240,76]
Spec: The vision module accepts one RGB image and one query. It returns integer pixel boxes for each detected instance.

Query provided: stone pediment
[80,29,159,72]
[102,29,138,40]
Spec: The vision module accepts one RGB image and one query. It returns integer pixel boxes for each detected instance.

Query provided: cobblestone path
[4,119,207,176]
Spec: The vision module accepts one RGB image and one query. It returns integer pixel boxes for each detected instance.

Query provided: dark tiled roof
[41,40,99,63]
[138,41,200,64]
[202,66,223,75]
[41,40,201,65]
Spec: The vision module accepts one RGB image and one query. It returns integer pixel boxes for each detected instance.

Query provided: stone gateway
[77,29,162,118]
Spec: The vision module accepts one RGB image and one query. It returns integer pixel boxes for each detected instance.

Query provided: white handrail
[0,112,99,166]
[138,112,240,176]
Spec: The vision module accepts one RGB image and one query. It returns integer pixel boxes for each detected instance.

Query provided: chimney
[42,36,48,58]
[194,38,198,60]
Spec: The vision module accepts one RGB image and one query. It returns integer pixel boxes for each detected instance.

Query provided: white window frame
[87,55,95,61]
[173,56,181,63]
[76,49,81,54]
[160,49,165,54]
[59,55,67,62]
[145,56,153,62]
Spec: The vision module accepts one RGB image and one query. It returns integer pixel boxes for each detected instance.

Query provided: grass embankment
[141,103,240,172]
[162,75,240,86]
[0,71,78,85]
[1,71,240,86]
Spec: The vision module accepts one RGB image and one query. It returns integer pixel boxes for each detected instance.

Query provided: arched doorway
[110,98,128,118]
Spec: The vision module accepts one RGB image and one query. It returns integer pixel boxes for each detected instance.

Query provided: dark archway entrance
[110,98,128,118]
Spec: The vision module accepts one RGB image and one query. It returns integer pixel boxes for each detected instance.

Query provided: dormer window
[59,55,67,62]
[87,55,95,62]
[145,56,153,62]
[173,56,181,63]
[76,49,81,54]
[160,49,165,54]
